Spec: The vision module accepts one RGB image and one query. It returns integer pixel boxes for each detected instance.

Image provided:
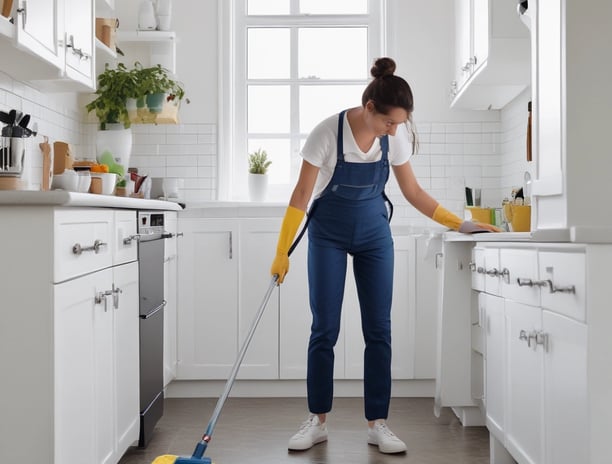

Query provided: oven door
[138,238,165,316]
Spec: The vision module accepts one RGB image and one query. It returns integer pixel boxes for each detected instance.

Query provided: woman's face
[365,101,409,137]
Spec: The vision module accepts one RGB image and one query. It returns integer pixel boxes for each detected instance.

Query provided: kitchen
[0,1,610,464]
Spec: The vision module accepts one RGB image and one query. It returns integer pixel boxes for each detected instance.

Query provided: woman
[270,57,498,455]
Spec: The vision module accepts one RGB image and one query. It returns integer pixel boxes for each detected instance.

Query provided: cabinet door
[484,293,505,442]
[238,218,280,379]
[414,235,441,378]
[55,268,112,464]
[112,261,140,460]
[63,0,94,86]
[15,0,63,69]
[543,311,587,464]
[176,219,239,379]
[472,0,488,73]
[454,0,472,87]
[163,212,179,386]
[505,300,544,464]
[532,0,563,198]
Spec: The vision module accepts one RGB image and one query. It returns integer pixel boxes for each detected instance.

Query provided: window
[219,0,386,200]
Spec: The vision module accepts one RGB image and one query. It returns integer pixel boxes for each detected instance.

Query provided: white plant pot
[96,124,132,168]
[248,173,268,202]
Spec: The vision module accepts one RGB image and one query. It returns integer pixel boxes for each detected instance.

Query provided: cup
[162,177,179,198]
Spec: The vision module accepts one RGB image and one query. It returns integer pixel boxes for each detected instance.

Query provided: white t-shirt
[301,112,414,199]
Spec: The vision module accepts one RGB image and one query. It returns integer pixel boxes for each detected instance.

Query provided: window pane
[248,0,290,15]
[299,28,368,79]
[248,139,290,184]
[300,0,367,14]
[248,86,290,133]
[248,28,290,79]
[299,85,364,133]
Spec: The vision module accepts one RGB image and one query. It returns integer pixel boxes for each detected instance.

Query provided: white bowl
[91,173,117,195]
[52,170,79,192]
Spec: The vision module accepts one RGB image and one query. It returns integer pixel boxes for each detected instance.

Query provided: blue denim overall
[307,110,394,421]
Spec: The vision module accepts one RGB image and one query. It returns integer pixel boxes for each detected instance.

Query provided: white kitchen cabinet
[483,293,505,442]
[0,207,139,464]
[177,216,281,380]
[505,300,543,464]
[529,2,612,237]
[450,0,530,110]
[468,241,610,464]
[177,218,240,379]
[0,0,95,90]
[542,310,587,464]
[163,211,179,387]
[61,0,95,88]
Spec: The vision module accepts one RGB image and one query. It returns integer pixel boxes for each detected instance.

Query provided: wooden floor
[119,397,489,464]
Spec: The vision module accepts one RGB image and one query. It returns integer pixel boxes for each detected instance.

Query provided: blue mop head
[151,455,212,464]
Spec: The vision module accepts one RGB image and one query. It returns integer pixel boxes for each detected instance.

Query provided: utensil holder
[0,136,26,177]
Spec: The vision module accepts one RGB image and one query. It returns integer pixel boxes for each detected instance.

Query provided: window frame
[218,0,387,201]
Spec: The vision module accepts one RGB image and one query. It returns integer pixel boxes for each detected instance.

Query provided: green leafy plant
[248,148,272,174]
[86,62,138,129]
[133,62,186,101]
[86,62,188,129]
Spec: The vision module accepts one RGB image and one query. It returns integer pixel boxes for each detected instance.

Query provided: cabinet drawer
[54,210,113,282]
[114,210,137,265]
[539,251,586,322]
[501,248,539,307]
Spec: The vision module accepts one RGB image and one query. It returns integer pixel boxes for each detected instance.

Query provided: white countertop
[0,190,182,211]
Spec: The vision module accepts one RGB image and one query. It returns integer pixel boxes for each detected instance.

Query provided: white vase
[96,124,133,168]
[248,173,268,202]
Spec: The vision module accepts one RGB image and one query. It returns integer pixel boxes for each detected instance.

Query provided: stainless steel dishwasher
[135,211,171,447]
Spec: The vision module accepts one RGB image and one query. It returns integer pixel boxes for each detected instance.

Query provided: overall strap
[336,110,347,162]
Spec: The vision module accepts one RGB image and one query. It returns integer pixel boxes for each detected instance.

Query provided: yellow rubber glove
[271,205,305,283]
[433,204,502,233]
[432,204,463,231]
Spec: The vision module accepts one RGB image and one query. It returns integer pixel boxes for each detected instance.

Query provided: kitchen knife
[465,187,473,206]
[18,114,30,129]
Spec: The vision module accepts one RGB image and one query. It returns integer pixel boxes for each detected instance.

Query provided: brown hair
[362,57,418,154]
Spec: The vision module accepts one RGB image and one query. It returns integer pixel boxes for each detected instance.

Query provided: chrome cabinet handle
[535,331,549,351]
[516,277,549,288]
[73,239,107,255]
[66,34,91,61]
[486,268,500,277]
[17,1,26,28]
[123,232,154,244]
[435,252,443,269]
[112,284,122,309]
[551,284,576,294]
[519,329,537,348]
[468,261,476,271]
[95,290,112,312]
[229,231,233,259]
[501,268,510,284]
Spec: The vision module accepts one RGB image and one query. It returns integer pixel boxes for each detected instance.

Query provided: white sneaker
[367,421,407,454]
[288,414,328,451]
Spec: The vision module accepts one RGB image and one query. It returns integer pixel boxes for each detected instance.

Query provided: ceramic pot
[96,124,132,169]
[146,93,166,114]
[248,173,268,202]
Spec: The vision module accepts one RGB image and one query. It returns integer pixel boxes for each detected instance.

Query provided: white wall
[0,0,529,217]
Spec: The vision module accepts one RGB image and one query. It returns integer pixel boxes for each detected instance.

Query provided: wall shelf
[116,30,176,74]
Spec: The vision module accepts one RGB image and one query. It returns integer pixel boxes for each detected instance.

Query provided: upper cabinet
[0,0,95,91]
[530,0,612,240]
[450,0,530,110]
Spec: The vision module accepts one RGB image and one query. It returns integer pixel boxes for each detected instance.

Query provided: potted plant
[247,148,272,201]
[86,63,139,167]
[133,62,186,115]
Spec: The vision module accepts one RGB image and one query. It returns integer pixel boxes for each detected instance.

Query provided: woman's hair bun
[370,57,396,79]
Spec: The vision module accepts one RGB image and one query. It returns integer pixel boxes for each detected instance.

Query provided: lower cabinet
[474,242,595,464]
[163,211,179,387]
[177,214,440,382]
[55,261,139,464]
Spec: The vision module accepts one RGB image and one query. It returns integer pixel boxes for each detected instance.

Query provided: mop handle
[202,274,279,440]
